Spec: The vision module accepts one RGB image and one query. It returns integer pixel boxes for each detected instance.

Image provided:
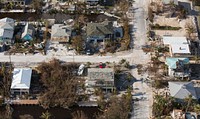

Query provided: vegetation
[71,36,84,54]
[31,0,43,14]
[0,63,13,98]
[152,80,168,89]
[120,20,131,50]
[40,110,52,119]
[185,22,197,41]
[148,7,154,23]
[153,95,175,117]
[151,24,181,30]
[97,95,132,119]
[72,111,88,119]
[37,59,81,108]
[117,0,129,15]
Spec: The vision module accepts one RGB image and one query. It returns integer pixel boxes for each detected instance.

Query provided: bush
[152,80,168,89]
[151,24,181,30]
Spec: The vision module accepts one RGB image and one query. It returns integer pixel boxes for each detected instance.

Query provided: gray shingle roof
[86,21,113,37]
[168,82,197,99]
[51,24,71,42]
[88,68,114,81]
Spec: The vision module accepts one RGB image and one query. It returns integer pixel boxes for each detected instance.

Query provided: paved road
[0,52,132,64]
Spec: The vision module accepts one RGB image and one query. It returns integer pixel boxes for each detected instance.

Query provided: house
[85,0,99,5]
[166,57,190,78]
[168,81,198,100]
[21,23,35,41]
[0,18,15,44]
[10,68,32,95]
[85,68,114,91]
[51,24,72,43]
[86,21,123,43]
[3,0,32,6]
[162,0,178,5]
[163,37,191,57]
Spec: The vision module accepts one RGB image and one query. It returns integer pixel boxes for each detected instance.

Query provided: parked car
[86,49,93,55]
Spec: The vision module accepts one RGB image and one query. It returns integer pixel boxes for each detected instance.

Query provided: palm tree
[72,111,88,119]
[40,110,52,119]
[185,22,196,41]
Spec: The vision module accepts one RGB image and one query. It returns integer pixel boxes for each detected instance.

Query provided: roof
[0,17,14,23]
[162,0,178,5]
[166,57,189,69]
[0,17,15,28]
[21,23,35,40]
[0,22,13,30]
[0,18,14,40]
[168,82,197,99]
[88,68,114,81]
[11,68,32,90]
[163,37,190,54]
[86,21,113,37]
[51,24,71,42]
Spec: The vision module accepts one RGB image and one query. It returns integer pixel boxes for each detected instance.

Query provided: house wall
[87,35,105,43]
[114,27,123,39]
[11,89,29,95]
[168,68,174,76]
[0,29,14,39]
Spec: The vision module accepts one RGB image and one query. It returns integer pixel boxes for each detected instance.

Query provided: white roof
[11,68,32,90]
[163,37,190,54]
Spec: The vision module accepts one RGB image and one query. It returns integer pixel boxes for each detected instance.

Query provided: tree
[31,0,43,14]
[185,22,197,41]
[40,110,52,119]
[97,95,132,119]
[0,63,13,98]
[120,19,130,50]
[194,104,200,114]
[185,95,193,112]
[71,36,84,54]
[72,111,88,119]
[152,95,175,117]
[37,59,80,108]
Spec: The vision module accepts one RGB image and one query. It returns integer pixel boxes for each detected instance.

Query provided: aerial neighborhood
[0,0,200,119]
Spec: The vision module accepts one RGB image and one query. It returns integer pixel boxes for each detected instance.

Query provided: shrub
[151,24,181,30]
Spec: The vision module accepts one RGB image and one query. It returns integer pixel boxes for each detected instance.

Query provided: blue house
[166,57,190,78]
[21,23,35,41]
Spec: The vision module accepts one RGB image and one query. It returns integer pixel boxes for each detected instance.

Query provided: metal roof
[166,57,189,69]
[168,82,197,99]
[163,37,190,54]
[11,68,32,90]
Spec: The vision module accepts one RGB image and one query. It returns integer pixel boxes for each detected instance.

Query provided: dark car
[86,49,93,55]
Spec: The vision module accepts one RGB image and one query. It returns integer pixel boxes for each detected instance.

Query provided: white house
[0,18,15,44]
[10,68,32,95]
[163,37,191,57]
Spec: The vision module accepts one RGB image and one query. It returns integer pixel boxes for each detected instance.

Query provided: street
[128,0,153,118]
